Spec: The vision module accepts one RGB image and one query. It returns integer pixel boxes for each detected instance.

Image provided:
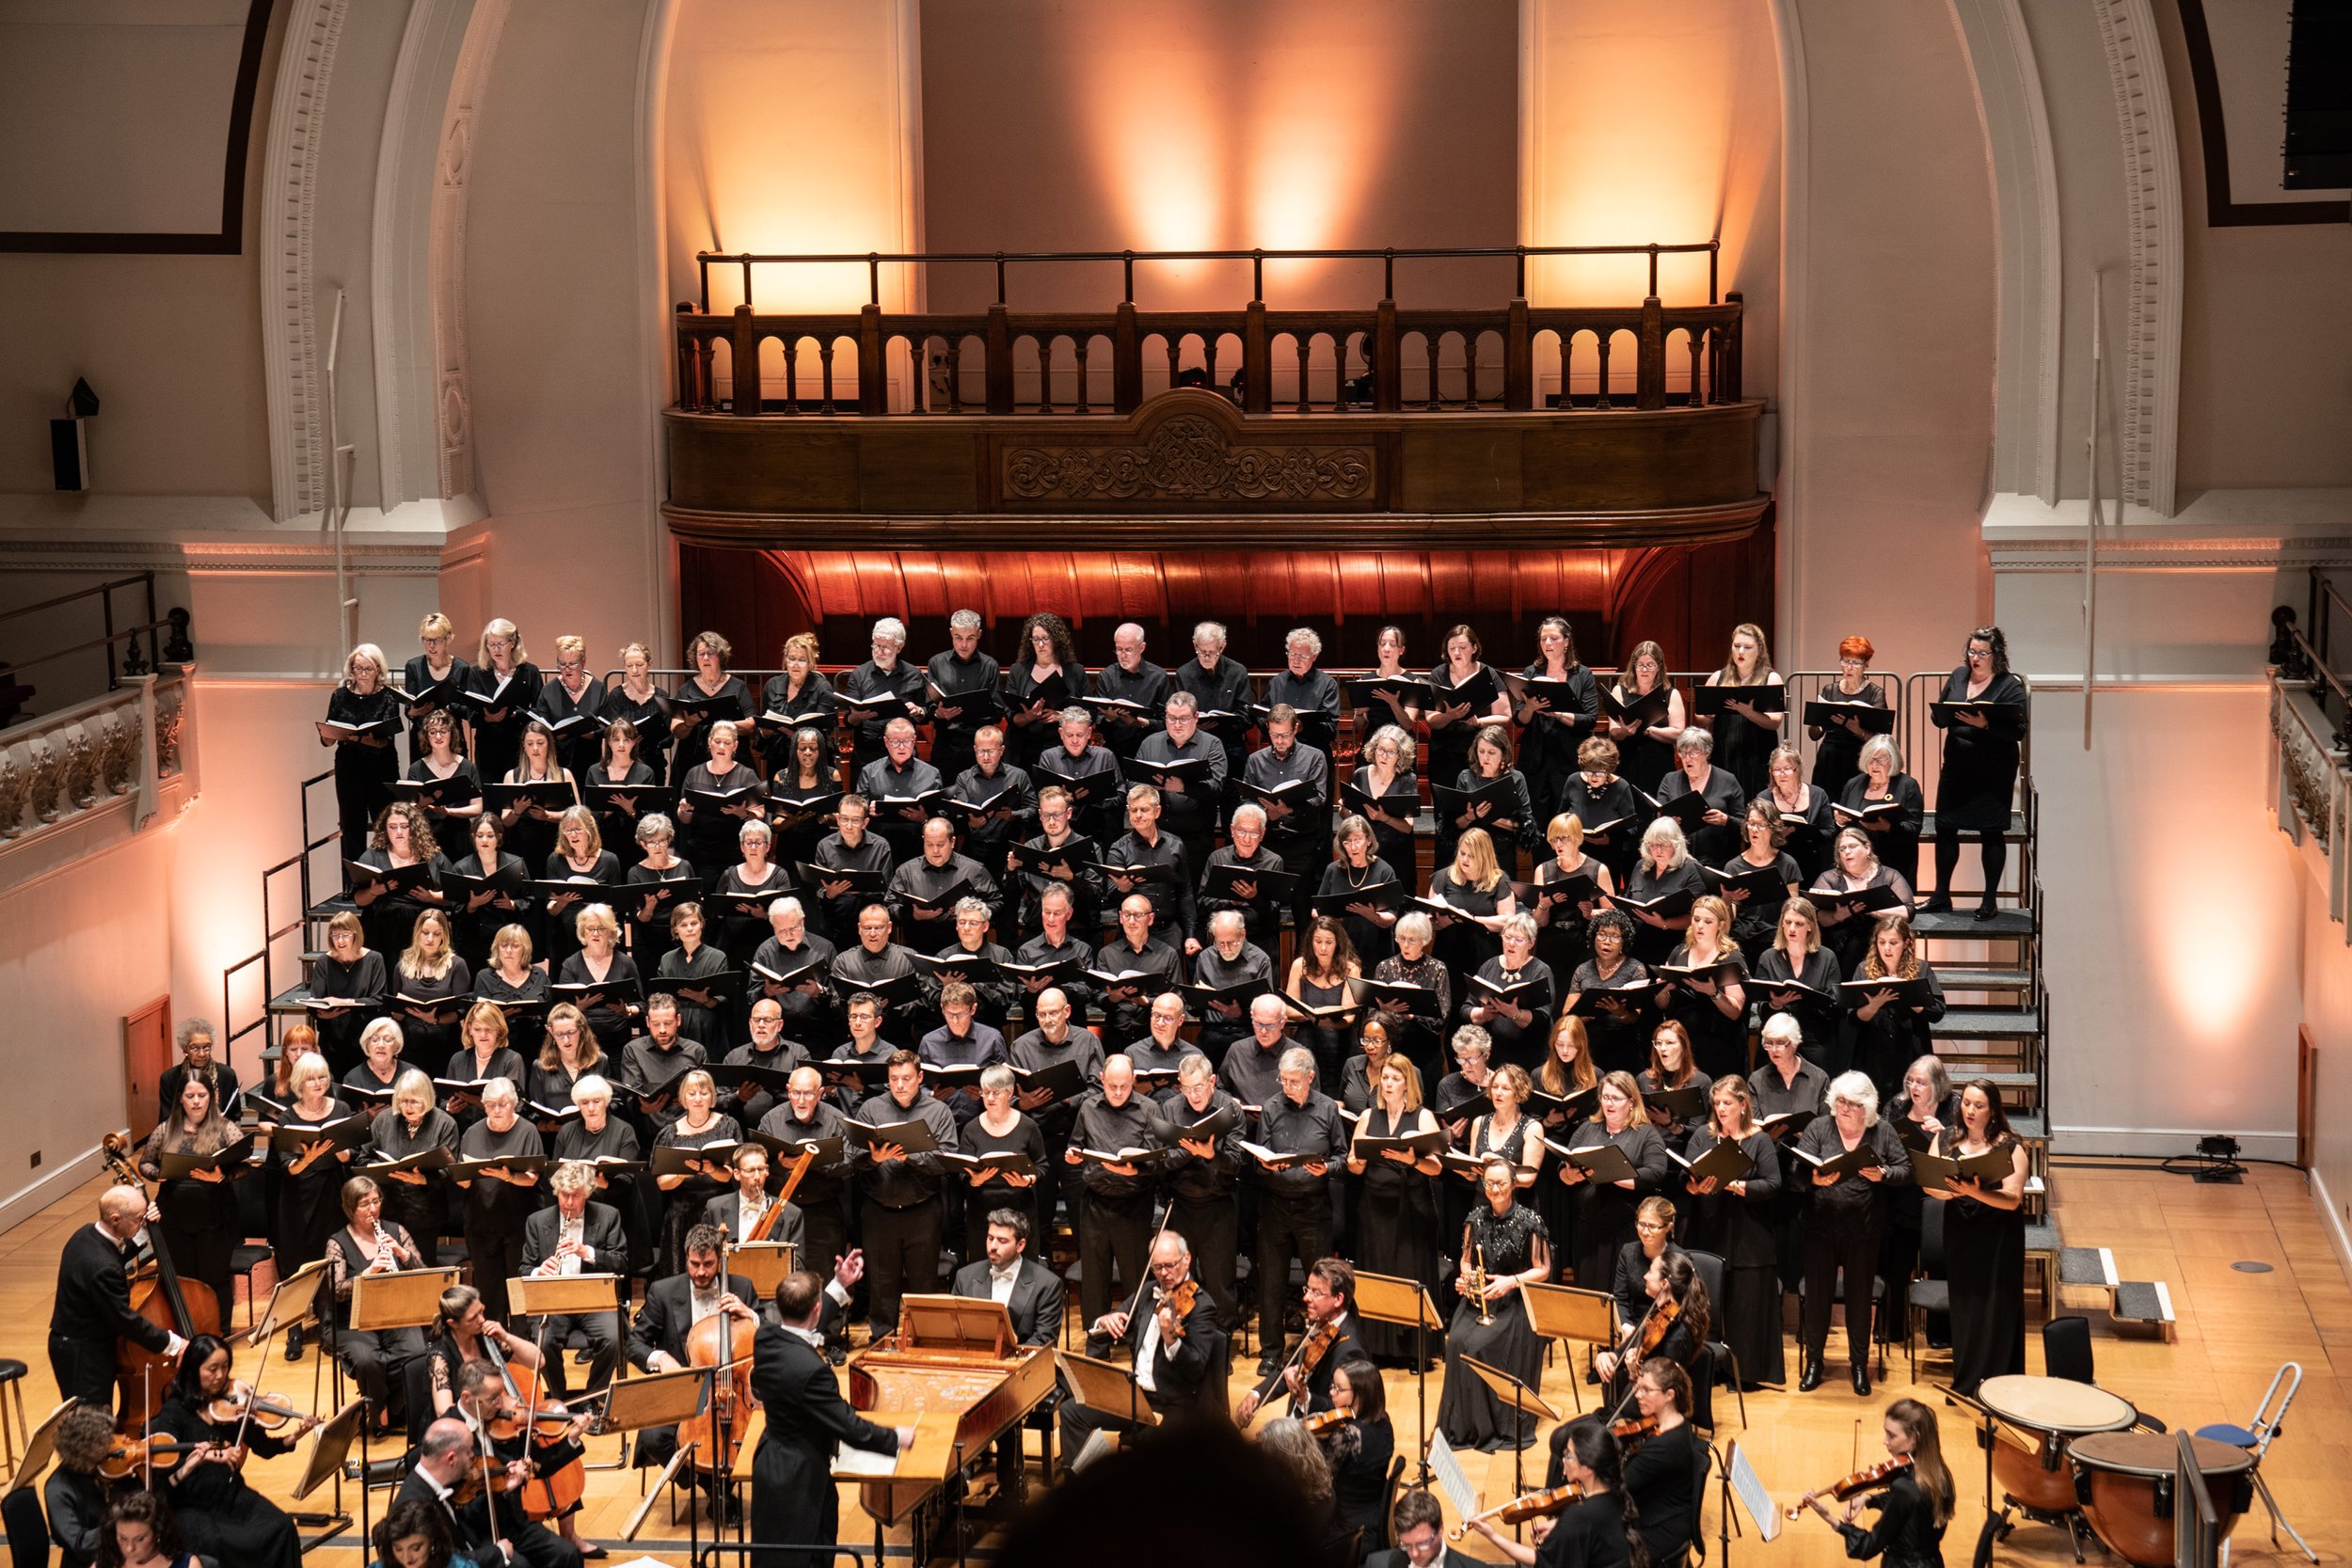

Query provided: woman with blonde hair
[1836,733,1926,892]
[1344,1048,1445,1366]
[1558,1069,1670,1292]
[1534,813,1617,980]
[401,610,472,760]
[1848,913,1946,1104]
[1658,893,1748,1080]
[604,640,675,781]
[391,909,469,1064]
[1349,721,1421,882]
[324,641,402,881]
[464,617,540,784]
[1428,825,1516,995]
[470,920,548,1056]
[556,902,641,1050]
[651,1069,741,1275]
[365,1067,456,1265]
[1701,621,1785,797]
[757,630,834,776]
[1681,1074,1784,1386]
[305,910,388,1076]
[1752,896,1841,1070]
[532,632,608,779]
[442,1000,527,1124]
[268,1053,357,1359]
[541,802,615,971]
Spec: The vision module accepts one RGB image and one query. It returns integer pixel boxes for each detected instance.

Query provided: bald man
[50,1186,184,1409]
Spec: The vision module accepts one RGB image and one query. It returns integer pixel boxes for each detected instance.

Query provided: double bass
[102,1132,222,1431]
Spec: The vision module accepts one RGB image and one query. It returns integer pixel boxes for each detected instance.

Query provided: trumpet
[1468,1243,1493,1326]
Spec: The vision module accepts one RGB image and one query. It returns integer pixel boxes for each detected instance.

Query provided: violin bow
[1108,1193,1180,1343]
[1601,1298,1662,1426]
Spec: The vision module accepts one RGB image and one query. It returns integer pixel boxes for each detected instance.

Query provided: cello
[102,1132,222,1431]
[678,1146,816,1483]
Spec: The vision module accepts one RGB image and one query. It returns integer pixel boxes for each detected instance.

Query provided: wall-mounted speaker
[50,417,88,492]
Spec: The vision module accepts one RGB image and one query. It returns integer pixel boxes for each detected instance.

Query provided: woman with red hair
[1806,634,1888,795]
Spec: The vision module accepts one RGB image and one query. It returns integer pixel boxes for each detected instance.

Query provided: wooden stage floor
[4,1159,2343,1565]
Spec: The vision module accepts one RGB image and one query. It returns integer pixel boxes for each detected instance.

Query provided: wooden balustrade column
[1636,295,1666,411]
[985,305,1015,415]
[731,304,760,416]
[1504,298,1534,412]
[858,306,886,415]
[1242,302,1272,415]
[1113,303,1142,414]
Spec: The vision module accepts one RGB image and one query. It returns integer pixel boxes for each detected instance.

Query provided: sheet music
[1726,1441,1781,1543]
[833,1442,897,1477]
[1426,1428,1478,1528]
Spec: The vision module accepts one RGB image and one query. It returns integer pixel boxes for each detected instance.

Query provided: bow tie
[990,1265,1019,1285]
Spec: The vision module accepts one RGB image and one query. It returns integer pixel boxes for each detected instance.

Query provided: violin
[1153,1279,1200,1340]
[1449,1483,1588,1539]
[1300,1407,1354,1438]
[449,1460,532,1506]
[1633,1295,1682,1364]
[1612,1414,1660,1446]
[97,1435,206,1481]
[201,1385,306,1430]
[1786,1456,1913,1519]
[1250,1313,1343,1406]
[485,1392,580,1444]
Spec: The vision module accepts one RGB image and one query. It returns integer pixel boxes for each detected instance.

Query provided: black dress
[451,849,531,972]
[1612,681,1680,796]
[1930,668,2029,832]
[137,1122,242,1315]
[1718,848,1802,959]
[1937,1132,2026,1397]
[1839,772,1927,893]
[1353,1106,1445,1364]
[653,1114,742,1277]
[390,955,472,1066]
[1565,1121,1671,1292]
[148,1389,304,1568]
[274,1096,357,1278]
[557,949,644,1052]
[1438,767,1534,879]
[306,949,389,1076]
[1428,869,1503,996]
[1751,946,1844,1073]
[1766,782,1841,885]
[585,759,659,870]
[1567,955,1653,1077]
[1706,680,1782,798]
[1656,764,1746,865]
[1518,661,1601,821]
[1809,679,1888,796]
[401,654,474,761]
[1423,662,1501,789]
[1623,1418,1706,1562]
[1680,1125,1785,1385]
[756,672,835,775]
[1534,1487,1637,1568]
[1660,942,1748,1081]
[326,684,402,871]
[1622,860,1708,967]
[678,760,765,874]
[1435,1200,1550,1451]
[668,674,756,784]
[1844,963,1946,1105]
[465,661,544,785]
[1836,1470,1950,1568]
[604,684,675,783]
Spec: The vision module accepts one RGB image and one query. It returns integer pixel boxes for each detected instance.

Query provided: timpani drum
[2067,1433,2251,1568]
[1978,1374,2137,1516]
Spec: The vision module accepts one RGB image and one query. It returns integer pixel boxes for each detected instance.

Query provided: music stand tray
[507,1273,623,1319]
[350,1267,462,1333]
[1055,1350,1160,1426]
[8,1400,73,1493]
[625,1445,695,1541]
[594,1364,717,1434]
[1353,1270,1444,1332]
[1462,1356,1565,1427]
[293,1400,369,1501]
[246,1255,333,1344]
[728,1242,798,1303]
[1520,1280,1619,1414]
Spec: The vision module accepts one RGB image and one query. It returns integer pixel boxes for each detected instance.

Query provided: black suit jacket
[949,1256,1064,1347]
[48,1225,169,1350]
[1365,1549,1482,1568]
[395,1466,505,1567]
[627,1271,755,1370]
[1138,1288,1225,1417]
[700,1191,807,1252]
[1254,1315,1364,1415]
[748,1324,898,1549]
[519,1202,631,1280]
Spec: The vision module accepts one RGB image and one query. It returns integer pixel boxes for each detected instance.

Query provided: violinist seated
[44,1403,132,1568]
[1235,1257,1364,1427]
[148,1334,318,1568]
[1317,1358,1398,1548]
[1614,1361,1705,1568]
[1585,1250,1708,1423]
[1058,1229,1227,1468]
[450,1359,594,1565]
[47,1183,187,1411]
[399,1416,581,1568]
[517,1162,630,1403]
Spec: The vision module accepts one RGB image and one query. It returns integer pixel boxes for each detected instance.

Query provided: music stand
[1519,1281,1619,1414]
[245,1255,333,1345]
[1462,1355,1565,1522]
[1722,1437,1780,1567]
[624,1444,694,1541]
[727,1242,798,1306]
[342,1267,462,1546]
[293,1399,367,1500]
[1353,1269,1444,1483]
[7,1400,72,1493]
[1055,1350,1160,1429]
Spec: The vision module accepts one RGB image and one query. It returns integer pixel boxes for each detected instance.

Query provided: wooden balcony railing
[673,243,1741,419]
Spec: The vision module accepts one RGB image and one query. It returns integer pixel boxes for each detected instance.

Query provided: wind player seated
[399,1416,582,1568]
[517,1161,629,1402]
[1234,1256,1364,1427]
[1058,1229,1227,1466]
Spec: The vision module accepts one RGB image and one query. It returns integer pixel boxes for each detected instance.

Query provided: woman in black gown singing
[1558,1070,1672,1293]
[1924,625,2028,921]
[1698,622,1785,799]
[324,642,402,881]
[1344,1053,1446,1367]
[1607,638,1686,798]
[1679,1075,1784,1386]
[1924,1079,2028,1397]
[464,618,542,787]
[1795,1398,1954,1568]
[1807,635,1887,797]
[1436,1158,1553,1452]
[1836,735,1926,895]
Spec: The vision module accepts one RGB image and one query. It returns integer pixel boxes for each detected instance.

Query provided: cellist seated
[518,1163,629,1402]
[452,1360,593,1565]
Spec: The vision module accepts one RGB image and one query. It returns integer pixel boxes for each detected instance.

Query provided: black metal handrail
[696,240,1724,313]
[0,572,177,699]
[2270,571,2352,748]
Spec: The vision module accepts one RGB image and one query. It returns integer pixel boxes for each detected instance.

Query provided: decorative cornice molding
[259,0,351,524]
[2091,0,2183,516]
[0,536,451,577]
[1989,533,2352,573]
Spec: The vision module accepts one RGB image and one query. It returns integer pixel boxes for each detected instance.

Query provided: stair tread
[1937,969,2034,990]
[1931,1008,2042,1038]
[2058,1246,2119,1289]
[1915,909,2036,938]
[1919,810,2026,842]
[2112,1281,2174,1323]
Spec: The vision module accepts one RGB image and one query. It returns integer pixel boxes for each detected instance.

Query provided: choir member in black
[583,716,657,868]
[665,628,755,786]
[1559,1071,1671,1293]
[1465,1063,1547,1200]
[858,717,942,866]
[1466,913,1557,1071]
[758,631,835,777]
[1239,704,1327,927]
[1794,1070,1913,1394]
[1637,1022,1712,1149]
[1156,1050,1247,1331]
[1657,894,1749,1081]
[405,709,485,834]
[465,618,542,785]
[1010,784,1102,938]
[1795,1398,1954,1568]
[828,994,899,1110]
[1681,1075,1785,1386]
[325,1174,429,1431]
[948,724,1035,884]
[1655,727,1743,868]
[146,1336,314,1568]
[1197,802,1282,953]
[889,818,1000,949]
[917,979,1009,1131]
[1565,737,1646,884]
[1753,898,1842,1072]
[1619,819,1702,967]
[1608,638,1687,797]
[654,900,729,1048]
[764,724,839,876]
[719,819,796,968]
[914,608,991,782]
[136,1069,244,1317]
[1697,622,1785,798]
[1248,1048,1349,1373]
[326,642,403,878]
[1433,1027,1496,1245]
[1534,1016,1600,1266]
[270,1052,358,1357]
[620,812,696,964]
[343,1015,411,1119]
[831,902,923,1041]
[1346,1053,1446,1366]
[1925,625,2028,920]
[605,641,675,783]
[809,793,894,942]
[1036,705,1126,847]
[1355,626,1427,752]
[650,1069,739,1275]
[404,610,473,762]
[1436,1158,1553,1451]
[851,1051,962,1336]
[1075,623,1161,780]
[713,998,808,1127]
[674,717,765,878]
[1838,734,1926,893]
[1350,723,1422,895]
[1429,827,1515,996]
[1191,908,1275,1055]
[616,990,708,1141]
[1534,814,1617,975]
[1565,910,1651,1077]
[1372,911,1453,1078]
[1168,618,1254,794]
[354,799,453,962]
[929,897,1016,1030]
[1095,893,1186,1046]
[1847,913,1945,1104]
[556,903,642,1052]
[453,1077,543,1323]
[1318,816,1399,975]
[495,720,573,891]
[160,1017,240,1127]
[1926,1079,2028,1396]
[1440,725,1535,885]
[1618,1362,1704,1565]
[756,1068,854,1285]
[1006,986,1099,1210]
[1515,616,1602,823]
[1425,624,1513,793]
[1717,798,1804,959]
[1752,1012,1829,1293]
[1267,626,1343,755]
[552,1073,649,1278]
[1068,1054,1165,1354]
[753,895,839,1041]
[1763,740,1839,884]
[1285,915,1363,1088]
[1003,611,1083,770]
[450,816,529,974]
[1809,635,1888,793]
[44,1404,127,1568]
[443,999,529,1125]
[1879,1053,1954,1337]
[955,1066,1045,1256]
[370,1069,459,1265]
[1133,689,1225,878]
[393,909,472,1067]
[1809,827,1915,976]
[474,923,548,1063]
[532,634,607,781]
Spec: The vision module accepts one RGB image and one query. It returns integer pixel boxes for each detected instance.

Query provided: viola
[1612,1414,1660,1446]
[494,1360,587,1522]
[1786,1455,1913,1519]
[1633,1295,1682,1364]
[202,1386,306,1430]
[1153,1279,1201,1340]
[97,1435,206,1481]
[1450,1483,1588,1540]
[1300,1407,1353,1438]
